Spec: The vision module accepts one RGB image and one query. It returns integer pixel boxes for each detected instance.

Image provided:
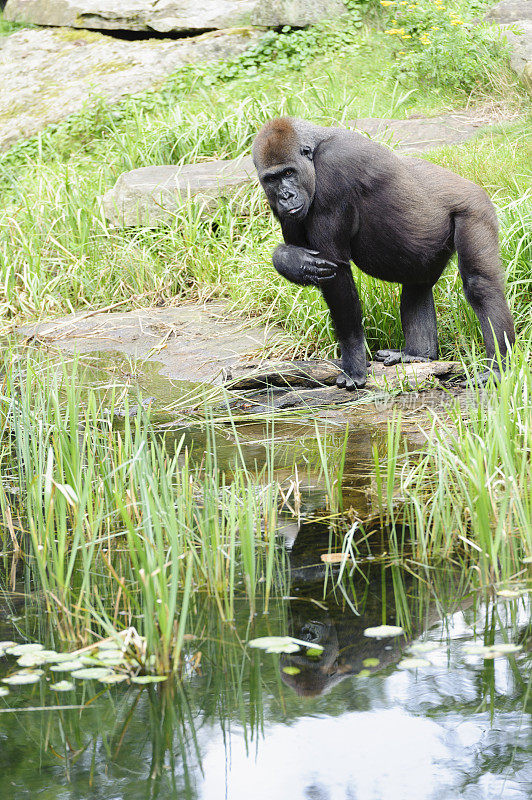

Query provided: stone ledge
[99,155,256,226]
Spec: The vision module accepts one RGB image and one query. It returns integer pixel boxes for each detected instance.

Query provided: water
[0,355,530,799]
[1,516,530,800]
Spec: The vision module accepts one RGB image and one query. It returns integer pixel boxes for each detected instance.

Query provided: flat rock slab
[100,110,507,226]
[3,0,345,33]
[19,304,287,384]
[100,155,256,226]
[348,112,500,152]
[0,27,258,151]
[19,306,461,409]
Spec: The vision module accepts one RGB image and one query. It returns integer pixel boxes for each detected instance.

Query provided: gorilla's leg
[375,285,438,366]
[454,214,515,383]
[321,267,367,390]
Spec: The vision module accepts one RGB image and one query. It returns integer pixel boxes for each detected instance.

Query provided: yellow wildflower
[380,0,395,5]
[450,19,463,24]
[401,33,412,38]
[431,26,440,30]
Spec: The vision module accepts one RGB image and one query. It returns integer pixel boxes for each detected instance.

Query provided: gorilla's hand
[272,245,338,287]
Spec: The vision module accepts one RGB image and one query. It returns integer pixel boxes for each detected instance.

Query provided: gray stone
[496,20,532,92]
[19,303,288,385]
[485,0,532,23]
[100,110,510,228]
[99,155,256,226]
[3,0,345,32]
[0,27,258,151]
[251,0,345,27]
[19,304,460,407]
[348,112,500,153]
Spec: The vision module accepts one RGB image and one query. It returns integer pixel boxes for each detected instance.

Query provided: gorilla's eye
[300,146,313,160]
[284,169,294,177]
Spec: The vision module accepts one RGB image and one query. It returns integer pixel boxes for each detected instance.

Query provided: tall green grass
[374,351,532,589]
[0,349,349,670]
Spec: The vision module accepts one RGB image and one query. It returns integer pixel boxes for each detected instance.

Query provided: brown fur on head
[252,117,298,169]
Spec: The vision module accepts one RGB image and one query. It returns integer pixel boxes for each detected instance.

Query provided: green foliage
[0,10,31,37]
[380,0,511,93]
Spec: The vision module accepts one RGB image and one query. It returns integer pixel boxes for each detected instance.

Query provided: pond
[0,354,530,800]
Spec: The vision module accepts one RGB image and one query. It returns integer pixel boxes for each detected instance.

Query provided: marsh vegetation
[0,0,530,796]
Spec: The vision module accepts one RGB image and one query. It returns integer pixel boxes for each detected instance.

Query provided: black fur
[252,117,515,389]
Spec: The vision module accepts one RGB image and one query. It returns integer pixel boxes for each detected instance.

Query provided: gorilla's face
[257,149,315,222]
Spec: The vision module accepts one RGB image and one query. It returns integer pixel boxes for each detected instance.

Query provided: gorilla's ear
[300,145,313,161]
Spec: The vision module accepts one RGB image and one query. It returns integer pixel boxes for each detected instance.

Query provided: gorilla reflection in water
[279,520,446,697]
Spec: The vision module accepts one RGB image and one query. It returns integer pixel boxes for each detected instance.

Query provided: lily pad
[408,642,440,654]
[496,589,524,599]
[0,641,16,656]
[463,643,522,658]
[306,647,323,659]
[96,650,126,665]
[398,658,431,669]
[17,653,48,668]
[2,670,44,685]
[99,673,128,685]
[50,681,75,692]
[71,667,113,681]
[282,666,301,675]
[248,636,323,654]
[6,643,44,656]
[362,658,380,668]
[0,686,10,697]
[50,659,86,672]
[363,625,404,639]
[130,675,168,684]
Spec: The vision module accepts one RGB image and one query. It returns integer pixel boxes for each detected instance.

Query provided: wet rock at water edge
[99,155,256,227]
[3,0,345,32]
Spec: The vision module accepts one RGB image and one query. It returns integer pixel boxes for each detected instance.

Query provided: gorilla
[252,117,515,389]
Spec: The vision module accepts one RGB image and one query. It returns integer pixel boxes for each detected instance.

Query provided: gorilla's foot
[374,349,431,367]
[336,370,367,391]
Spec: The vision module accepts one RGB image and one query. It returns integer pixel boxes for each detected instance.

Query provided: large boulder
[500,20,532,91]
[0,27,258,151]
[485,0,532,23]
[484,1,532,94]
[99,155,256,226]
[3,0,346,32]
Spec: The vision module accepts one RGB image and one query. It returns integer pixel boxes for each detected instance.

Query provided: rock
[348,112,500,153]
[99,110,510,227]
[3,0,345,32]
[485,0,532,23]
[19,303,287,385]
[0,27,258,151]
[18,304,461,409]
[495,21,532,93]
[251,0,345,27]
[229,359,339,389]
[99,155,256,226]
